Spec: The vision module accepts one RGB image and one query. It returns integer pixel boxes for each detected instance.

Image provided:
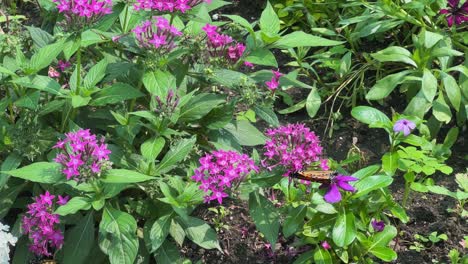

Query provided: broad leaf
[141,137,165,162]
[271,31,344,48]
[179,93,225,122]
[260,1,280,35]
[249,191,280,249]
[421,68,437,102]
[351,106,391,127]
[178,216,221,250]
[254,105,279,127]
[101,169,155,183]
[150,214,173,252]
[91,83,144,106]
[62,212,95,264]
[353,174,393,198]
[0,153,22,189]
[306,87,321,118]
[366,71,410,100]
[224,120,267,146]
[332,208,356,247]
[4,162,64,184]
[155,137,196,174]
[55,197,92,216]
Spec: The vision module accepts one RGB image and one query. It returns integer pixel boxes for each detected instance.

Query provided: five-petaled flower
[440,0,468,26]
[393,119,416,136]
[322,175,358,203]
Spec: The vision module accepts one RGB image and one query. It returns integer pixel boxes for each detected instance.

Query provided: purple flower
[192,150,258,204]
[202,23,246,64]
[393,119,416,136]
[262,124,324,177]
[133,17,182,52]
[265,70,283,91]
[321,241,331,250]
[54,129,112,182]
[440,0,468,26]
[52,0,112,29]
[322,175,358,203]
[134,0,211,13]
[371,219,385,232]
[22,192,64,257]
[57,195,70,206]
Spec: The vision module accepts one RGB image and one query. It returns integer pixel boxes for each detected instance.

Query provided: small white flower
[0,222,17,264]
[212,14,219,20]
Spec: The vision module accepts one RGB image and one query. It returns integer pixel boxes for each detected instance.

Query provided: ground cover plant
[0,0,467,263]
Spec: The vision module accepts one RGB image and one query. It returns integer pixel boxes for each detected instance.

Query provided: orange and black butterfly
[292,170,338,184]
[40,261,56,264]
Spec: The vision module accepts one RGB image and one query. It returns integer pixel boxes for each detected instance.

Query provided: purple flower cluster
[322,174,358,203]
[22,192,68,257]
[440,0,468,26]
[192,150,259,204]
[262,124,324,176]
[265,70,283,91]
[133,17,182,52]
[371,219,385,232]
[202,24,246,63]
[53,0,112,18]
[134,0,211,13]
[54,129,112,182]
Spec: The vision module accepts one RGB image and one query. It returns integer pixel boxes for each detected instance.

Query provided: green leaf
[27,40,64,73]
[283,205,306,238]
[55,197,92,216]
[142,70,176,97]
[141,137,165,162]
[179,93,226,122]
[178,216,221,250]
[155,137,196,174]
[71,95,91,108]
[154,240,181,264]
[223,14,253,31]
[3,162,64,184]
[91,83,144,106]
[63,35,81,61]
[404,90,431,118]
[366,70,411,100]
[422,68,438,102]
[351,106,391,126]
[249,191,280,249]
[424,31,444,49]
[15,91,40,110]
[101,169,155,183]
[332,209,356,247]
[150,214,172,252]
[62,212,95,264]
[245,49,278,67]
[84,59,108,89]
[0,182,25,218]
[11,75,62,95]
[306,87,321,118]
[26,26,54,48]
[224,120,267,146]
[433,93,452,123]
[371,46,417,67]
[254,105,279,127]
[270,31,344,49]
[260,1,280,35]
[369,247,397,262]
[353,174,393,198]
[278,100,306,114]
[0,153,22,189]
[441,72,461,110]
[382,152,398,176]
[352,165,381,179]
[210,69,254,87]
[313,248,333,264]
[99,207,139,264]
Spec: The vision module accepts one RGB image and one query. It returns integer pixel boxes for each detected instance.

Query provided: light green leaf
[254,105,279,127]
[441,72,461,110]
[421,68,438,102]
[27,40,64,73]
[260,1,280,35]
[101,169,155,183]
[224,120,267,146]
[55,197,92,216]
[155,137,196,174]
[283,205,306,238]
[178,216,221,250]
[351,106,391,126]
[366,70,411,100]
[371,46,417,67]
[141,137,165,162]
[179,93,226,122]
[306,87,321,118]
[433,93,452,123]
[332,209,356,247]
[270,31,344,49]
[353,174,393,198]
[249,191,280,249]
[382,152,398,176]
[0,153,22,189]
[150,214,172,252]
[11,75,62,95]
[245,49,278,67]
[84,59,108,89]
[369,247,397,262]
[313,248,333,264]
[99,207,139,264]
[3,162,64,184]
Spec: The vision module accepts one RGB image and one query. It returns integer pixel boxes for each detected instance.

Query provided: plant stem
[76,47,82,95]
[402,180,411,208]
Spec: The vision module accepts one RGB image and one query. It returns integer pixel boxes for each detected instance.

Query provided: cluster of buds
[192,150,259,204]
[133,17,182,53]
[22,192,68,257]
[134,0,211,13]
[48,60,72,79]
[202,24,246,64]
[53,129,112,182]
[53,0,113,29]
[265,70,283,91]
[154,89,179,116]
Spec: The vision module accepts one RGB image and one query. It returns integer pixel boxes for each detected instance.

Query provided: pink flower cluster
[22,192,68,256]
[133,17,182,51]
[192,150,259,204]
[54,129,112,182]
[265,70,283,91]
[53,0,113,18]
[134,0,211,13]
[202,24,246,63]
[262,124,324,176]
